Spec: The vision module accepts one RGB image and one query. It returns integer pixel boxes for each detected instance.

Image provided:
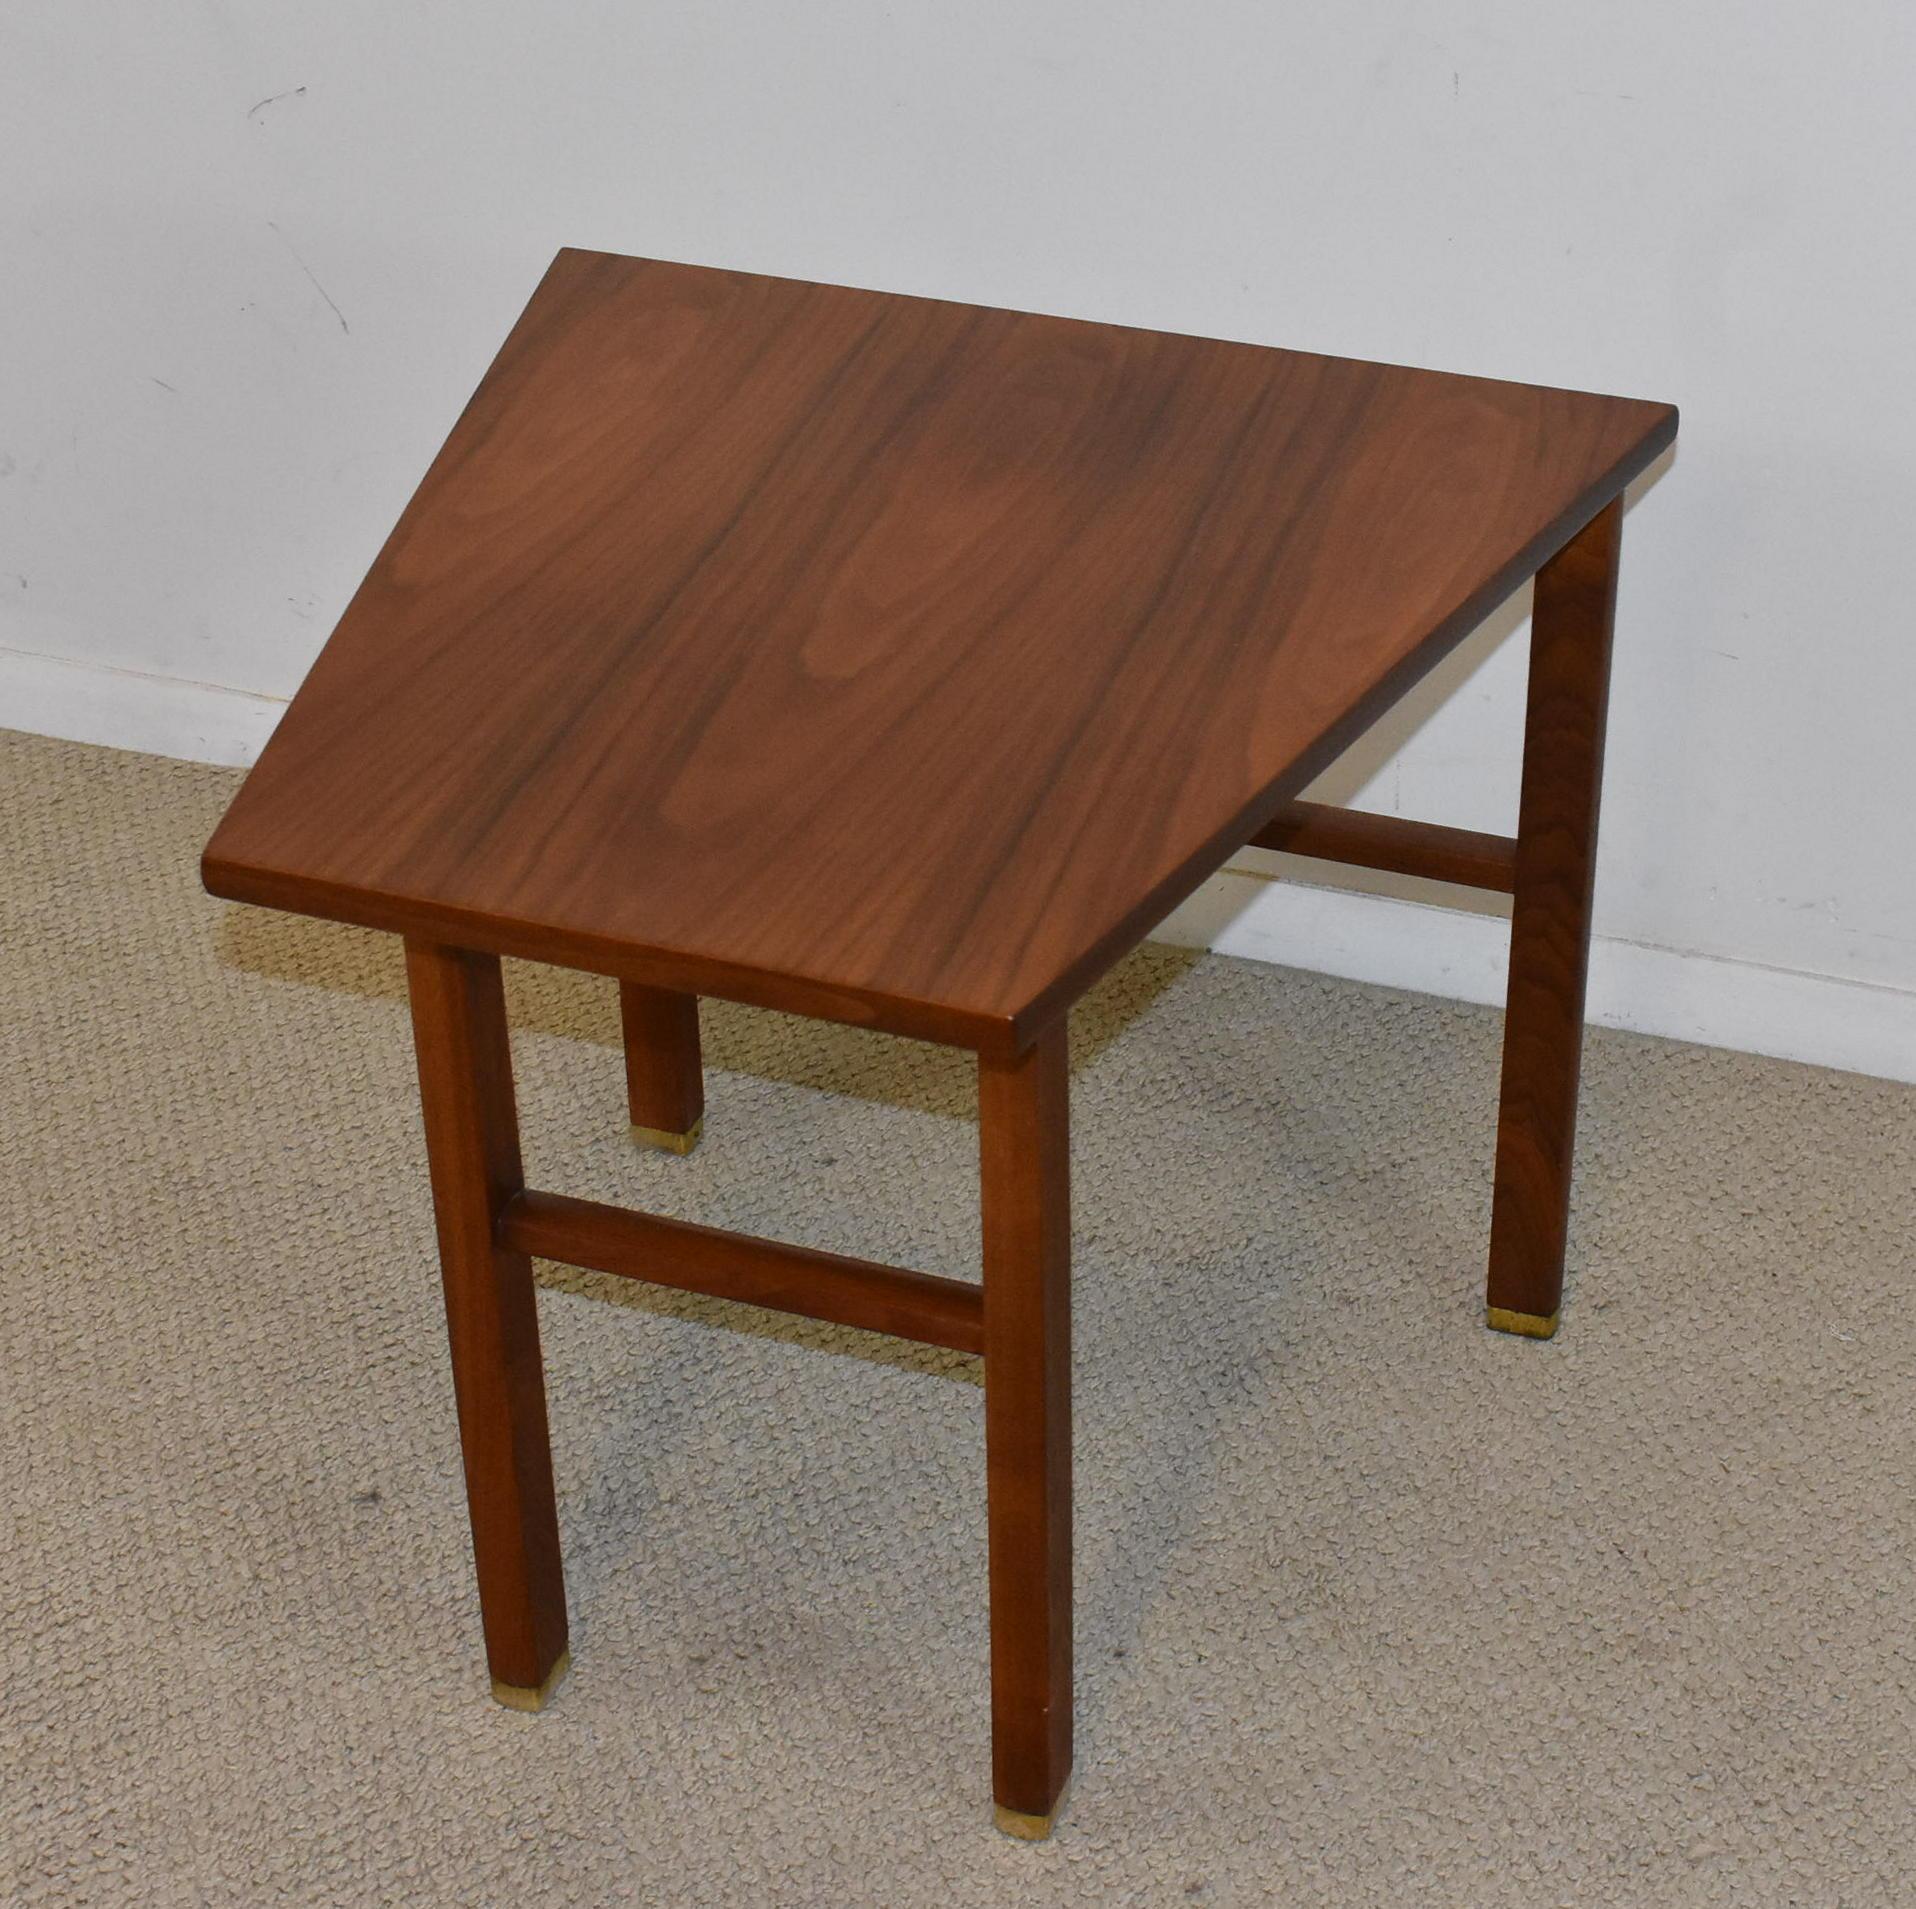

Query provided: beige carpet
[4,726,1914,1907]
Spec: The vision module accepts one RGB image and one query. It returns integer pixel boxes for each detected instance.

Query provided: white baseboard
[1153,861,1916,1087]
[7,645,1911,1087]
[1,643,285,768]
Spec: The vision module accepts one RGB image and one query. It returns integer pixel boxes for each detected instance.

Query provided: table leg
[980,1025,1073,1838]
[1485,499,1623,1339]
[620,981,704,1154]
[406,940,571,1707]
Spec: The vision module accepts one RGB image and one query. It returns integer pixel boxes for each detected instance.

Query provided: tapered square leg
[620,981,704,1153]
[1486,500,1623,1338]
[979,1025,1073,1838]
[406,941,570,1703]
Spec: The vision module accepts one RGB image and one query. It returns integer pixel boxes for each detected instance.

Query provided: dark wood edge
[1248,800,1517,892]
[201,850,1019,1055]
[498,1187,985,1354]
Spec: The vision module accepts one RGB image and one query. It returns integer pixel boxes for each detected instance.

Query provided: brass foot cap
[631,1116,702,1156]
[994,1793,1065,1841]
[490,1649,570,1713]
[1486,1305,1560,1340]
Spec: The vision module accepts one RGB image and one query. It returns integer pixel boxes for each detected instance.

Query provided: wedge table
[203,249,1676,1838]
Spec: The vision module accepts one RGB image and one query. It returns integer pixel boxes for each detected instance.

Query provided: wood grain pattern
[1485,501,1623,1328]
[499,1187,984,1353]
[1250,799,1517,891]
[203,249,1675,1053]
[404,940,568,1693]
[980,1025,1073,1823]
[618,981,703,1139]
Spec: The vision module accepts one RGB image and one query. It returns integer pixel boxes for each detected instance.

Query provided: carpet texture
[3,725,1914,1907]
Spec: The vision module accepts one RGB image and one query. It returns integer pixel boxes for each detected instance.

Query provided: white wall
[5,2,1914,1080]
